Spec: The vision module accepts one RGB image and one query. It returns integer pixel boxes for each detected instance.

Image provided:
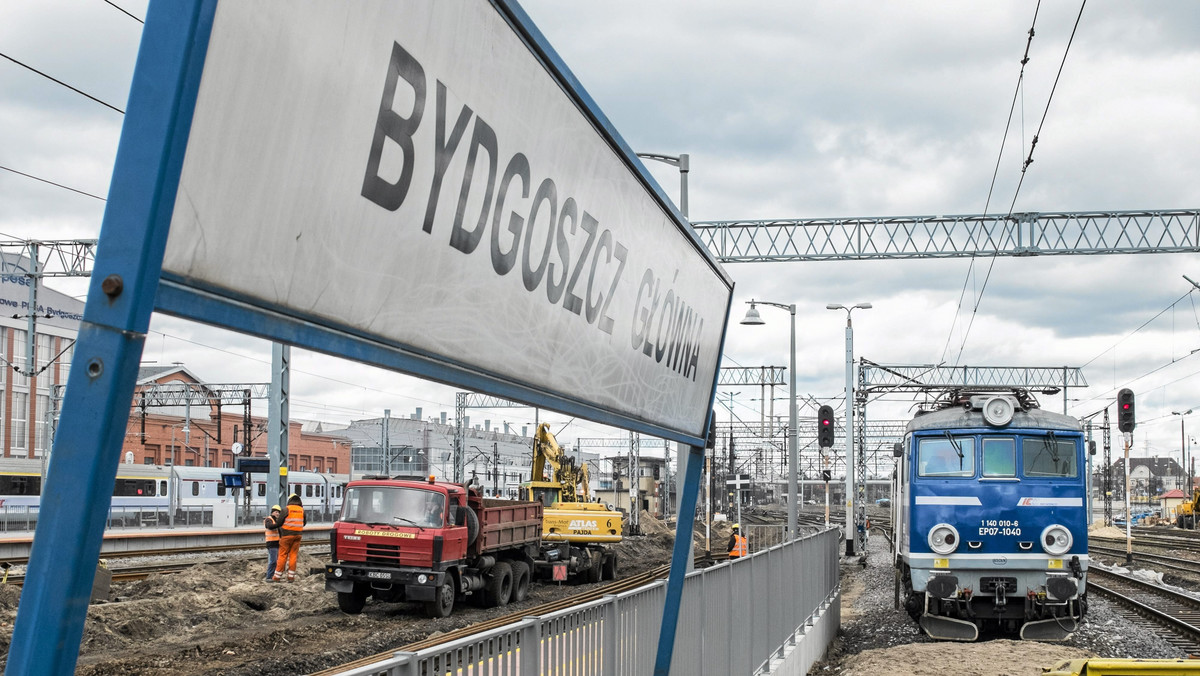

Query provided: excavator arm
[532,422,589,503]
[578,462,590,502]
[531,423,562,485]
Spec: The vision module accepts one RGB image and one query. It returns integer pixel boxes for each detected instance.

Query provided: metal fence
[330,527,841,676]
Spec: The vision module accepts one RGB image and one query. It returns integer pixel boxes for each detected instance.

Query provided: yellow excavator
[522,423,622,582]
[1176,489,1200,529]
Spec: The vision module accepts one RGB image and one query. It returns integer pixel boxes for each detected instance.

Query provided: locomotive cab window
[918,436,975,477]
[982,438,1016,478]
[1022,435,1077,477]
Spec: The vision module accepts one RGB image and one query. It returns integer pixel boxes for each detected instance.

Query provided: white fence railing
[329,527,841,676]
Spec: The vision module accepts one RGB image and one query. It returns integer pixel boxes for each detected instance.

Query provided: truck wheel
[602,552,618,580]
[337,585,368,614]
[586,553,602,583]
[509,561,531,602]
[484,561,513,607]
[424,580,455,618]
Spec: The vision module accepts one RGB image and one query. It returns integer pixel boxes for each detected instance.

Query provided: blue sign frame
[5,2,729,672]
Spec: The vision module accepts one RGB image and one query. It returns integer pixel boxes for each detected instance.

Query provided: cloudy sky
[2,1,1198,468]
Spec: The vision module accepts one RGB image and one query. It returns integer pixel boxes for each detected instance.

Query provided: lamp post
[635,153,689,219]
[169,421,190,467]
[1173,410,1192,493]
[740,300,798,540]
[639,151,689,528]
[826,303,872,556]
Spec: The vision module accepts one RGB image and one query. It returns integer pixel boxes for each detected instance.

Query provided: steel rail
[1087,567,1200,654]
[2,545,332,586]
[0,534,331,568]
[1089,545,1200,577]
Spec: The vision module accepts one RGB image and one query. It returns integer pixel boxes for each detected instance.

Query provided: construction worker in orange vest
[728,523,748,558]
[263,505,282,580]
[271,493,306,582]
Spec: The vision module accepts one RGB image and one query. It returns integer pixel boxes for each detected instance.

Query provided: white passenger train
[0,457,346,527]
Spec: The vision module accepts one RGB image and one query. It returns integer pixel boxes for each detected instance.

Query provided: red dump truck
[324,476,546,617]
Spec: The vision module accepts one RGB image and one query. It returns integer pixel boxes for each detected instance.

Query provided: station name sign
[157,1,731,440]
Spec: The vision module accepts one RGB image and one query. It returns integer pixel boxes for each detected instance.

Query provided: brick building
[128,365,350,473]
[0,268,81,459]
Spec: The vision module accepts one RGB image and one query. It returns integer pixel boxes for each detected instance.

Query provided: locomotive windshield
[1022,435,1078,477]
[918,436,975,477]
[981,438,1015,477]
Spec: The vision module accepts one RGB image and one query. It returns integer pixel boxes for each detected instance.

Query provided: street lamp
[827,302,872,556]
[168,421,190,467]
[740,299,798,540]
[635,153,689,218]
[1173,410,1193,493]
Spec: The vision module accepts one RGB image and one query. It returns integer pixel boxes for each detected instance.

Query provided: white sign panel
[161,1,730,438]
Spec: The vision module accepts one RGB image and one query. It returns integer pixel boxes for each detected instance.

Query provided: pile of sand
[1089,525,1129,539]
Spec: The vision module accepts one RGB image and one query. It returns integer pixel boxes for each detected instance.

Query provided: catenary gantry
[693,209,1200,262]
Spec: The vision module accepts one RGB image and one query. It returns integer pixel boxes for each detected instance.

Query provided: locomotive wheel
[485,561,513,607]
[424,580,455,618]
[509,561,531,603]
[337,585,368,614]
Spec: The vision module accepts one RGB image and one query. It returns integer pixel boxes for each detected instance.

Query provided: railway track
[1093,533,1200,553]
[1087,566,1200,655]
[1089,545,1200,578]
[0,533,331,569]
[1,544,331,586]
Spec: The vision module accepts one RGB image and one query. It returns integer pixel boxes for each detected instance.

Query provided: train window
[0,475,41,496]
[1022,437,1077,478]
[981,438,1016,477]
[160,480,167,496]
[917,436,975,477]
[217,483,226,496]
[113,479,155,496]
[306,485,313,498]
[191,481,199,496]
[258,483,266,497]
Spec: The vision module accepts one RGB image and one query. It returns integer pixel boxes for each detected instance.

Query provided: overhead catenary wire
[0,51,125,115]
[102,0,144,24]
[941,1,1042,365]
[0,165,107,202]
[945,0,1087,367]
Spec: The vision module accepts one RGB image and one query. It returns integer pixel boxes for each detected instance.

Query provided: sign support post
[6,3,208,671]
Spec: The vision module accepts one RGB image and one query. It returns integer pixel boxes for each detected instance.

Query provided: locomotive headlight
[1041,525,1073,556]
[333,567,344,578]
[927,523,960,555]
[417,574,429,584]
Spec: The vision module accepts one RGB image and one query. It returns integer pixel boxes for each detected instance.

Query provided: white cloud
[7,0,1200,459]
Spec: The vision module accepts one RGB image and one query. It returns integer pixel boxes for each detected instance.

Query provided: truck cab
[325,477,469,615]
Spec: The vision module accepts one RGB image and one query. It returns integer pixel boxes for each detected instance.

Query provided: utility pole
[382,409,390,476]
[267,344,290,513]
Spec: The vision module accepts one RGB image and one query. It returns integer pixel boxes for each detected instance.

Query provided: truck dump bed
[475,499,542,554]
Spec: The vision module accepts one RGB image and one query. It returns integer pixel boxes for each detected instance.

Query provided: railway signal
[817,405,835,448]
[1117,388,1136,433]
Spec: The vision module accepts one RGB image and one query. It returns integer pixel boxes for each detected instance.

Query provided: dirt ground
[0,519,684,675]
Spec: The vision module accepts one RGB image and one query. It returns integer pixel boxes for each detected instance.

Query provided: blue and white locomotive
[891,389,1088,641]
